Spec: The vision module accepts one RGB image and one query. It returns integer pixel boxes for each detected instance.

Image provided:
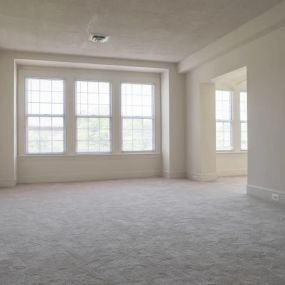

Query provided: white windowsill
[18,152,161,160]
[216,151,248,154]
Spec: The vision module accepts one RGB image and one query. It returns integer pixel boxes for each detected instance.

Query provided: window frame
[240,91,248,151]
[215,89,234,152]
[74,80,113,154]
[23,76,67,155]
[18,66,161,157]
[120,82,156,153]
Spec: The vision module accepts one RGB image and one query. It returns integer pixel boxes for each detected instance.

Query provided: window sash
[25,78,65,154]
[215,90,233,151]
[240,122,248,151]
[216,121,233,151]
[75,80,112,153]
[121,83,155,152]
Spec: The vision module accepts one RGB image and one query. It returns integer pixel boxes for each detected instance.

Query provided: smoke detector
[89,33,110,43]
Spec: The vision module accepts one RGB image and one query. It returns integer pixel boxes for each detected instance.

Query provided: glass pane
[76,117,111,153]
[76,80,111,116]
[26,116,64,154]
[26,78,64,116]
[216,122,232,151]
[122,118,153,151]
[121,83,154,118]
[215,90,232,121]
[241,122,248,151]
[240,92,247,121]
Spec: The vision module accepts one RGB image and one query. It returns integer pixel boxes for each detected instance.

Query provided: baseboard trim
[0,180,17,188]
[217,168,247,177]
[247,184,285,205]
[17,170,162,184]
[163,171,186,179]
[188,172,217,182]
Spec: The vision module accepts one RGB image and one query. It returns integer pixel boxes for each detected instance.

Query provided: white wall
[184,22,285,198]
[216,153,247,177]
[0,51,185,186]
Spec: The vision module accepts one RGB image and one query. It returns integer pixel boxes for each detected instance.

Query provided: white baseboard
[247,184,285,205]
[163,171,186,179]
[18,170,162,184]
[217,168,247,177]
[0,180,17,188]
[188,172,217,182]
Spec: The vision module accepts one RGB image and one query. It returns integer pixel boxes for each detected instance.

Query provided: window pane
[76,81,111,116]
[27,116,64,154]
[121,83,154,152]
[121,83,153,118]
[241,122,248,151]
[122,118,153,151]
[26,79,64,116]
[216,90,233,151]
[75,81,111,153]
[77,118,111,153]
[216,122,232,151]
[215,90,232,121]
[240,92,247,121]
[25,78,65,154]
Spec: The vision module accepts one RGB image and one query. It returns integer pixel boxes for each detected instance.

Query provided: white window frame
[240,91,248,151]
[120,82,156,153]
[19,75,66,155]
[215,90,233,152]
[18,66,161,157]
[215,87,248,153]
[75,80,112,154]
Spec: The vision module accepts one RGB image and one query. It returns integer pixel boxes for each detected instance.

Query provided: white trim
[247,184,285,206]
[178,1,285,72]
[17,170,162,184]
[0,180,17,188]
[217,168,247,177]
[188,172,217,182]
[163,171,186,179]
[17,153,161,161]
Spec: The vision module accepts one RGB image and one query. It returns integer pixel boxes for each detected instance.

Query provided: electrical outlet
[272,193,279,201]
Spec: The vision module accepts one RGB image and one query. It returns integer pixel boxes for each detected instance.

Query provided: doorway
[213,67,248,179]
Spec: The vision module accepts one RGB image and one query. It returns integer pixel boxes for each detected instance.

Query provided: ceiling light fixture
[88,33,110,43]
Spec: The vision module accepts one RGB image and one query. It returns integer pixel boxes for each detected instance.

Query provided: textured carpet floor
[0,178,285,285]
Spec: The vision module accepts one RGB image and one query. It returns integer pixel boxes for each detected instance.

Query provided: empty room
[1,0,285,284]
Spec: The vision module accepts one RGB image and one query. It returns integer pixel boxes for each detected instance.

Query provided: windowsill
[18,152,161,160]
[216,150,248,154]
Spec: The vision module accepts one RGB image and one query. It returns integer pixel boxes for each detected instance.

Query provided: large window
[215,90,233,151]
[20,69,159,157]
[75,81,111,153]
[121,83,154,152]
[25,78,65,154]
[240,92,248,150]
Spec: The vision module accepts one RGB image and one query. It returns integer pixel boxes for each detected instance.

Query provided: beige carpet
[0,177,285,285]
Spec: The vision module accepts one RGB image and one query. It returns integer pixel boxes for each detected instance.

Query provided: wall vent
[89,33,110,43]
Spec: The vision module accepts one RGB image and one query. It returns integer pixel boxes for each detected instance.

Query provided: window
[19,68,160,157]
[215,90,233,151]
[121,83,154,152]
[25,78,65,154]
[240,92,248,150]
[75,81,111,153]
